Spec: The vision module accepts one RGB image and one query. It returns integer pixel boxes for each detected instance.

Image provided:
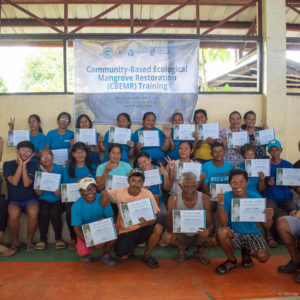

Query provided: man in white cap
[71,177,116,265]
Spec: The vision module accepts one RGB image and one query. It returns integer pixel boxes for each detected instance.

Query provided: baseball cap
[128,168,145,179]
[79,177,97,190]
[268,139,282,150]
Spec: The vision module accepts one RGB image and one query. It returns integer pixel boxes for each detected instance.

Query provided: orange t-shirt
[106,187,160,234]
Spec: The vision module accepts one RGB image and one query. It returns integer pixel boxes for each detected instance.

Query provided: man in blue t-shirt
[215,169,273,275]
[3,141,38,252]
[71,177,116,265]
[263,140,298,248]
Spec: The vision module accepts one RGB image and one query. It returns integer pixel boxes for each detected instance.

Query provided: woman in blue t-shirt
[99,113,135,163]
[34,149,65,250]
[62,142,95,249]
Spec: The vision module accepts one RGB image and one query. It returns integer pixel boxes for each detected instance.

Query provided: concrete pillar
[262,0,286,154]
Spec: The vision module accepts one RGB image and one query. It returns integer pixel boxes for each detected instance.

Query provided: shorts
[115,225,155,257]
[177,233,205,247]
[8,199,39,212]
[76,237,93,257]
[284,216,300,237]
[157,202,167,228]
[231,232,268,256]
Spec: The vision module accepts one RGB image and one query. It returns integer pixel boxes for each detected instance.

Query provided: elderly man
[216,168,274,275]
[101,168,161,268]
[163,172,216,264]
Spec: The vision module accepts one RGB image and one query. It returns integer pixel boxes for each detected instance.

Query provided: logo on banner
[103,47,113,58]
[117,47,125,57]
[150,48,156,56]
[128,49,134,56]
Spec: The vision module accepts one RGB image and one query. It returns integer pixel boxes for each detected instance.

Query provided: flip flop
[0,245,16,257]
[55,241,66,250]
[35,241,47,250]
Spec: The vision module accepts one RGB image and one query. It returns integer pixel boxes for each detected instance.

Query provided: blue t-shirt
[148,166,164,204]
[203,160,234,187]
[71,194,114,226]
[166,128,182,160]
[96,161,132,177]
[263,159,294,202]
[238,162,260,194]
[3,160,38,202]
[37,164,64,203]
[223,190,262,235]
[133,127,166,161]
[62,164,96,184]
[45,129,74,150]
[31,132,46,153]
[102,130,133,163]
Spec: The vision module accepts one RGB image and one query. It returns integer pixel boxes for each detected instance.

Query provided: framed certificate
[82,218,117,247]
[245,159,271,177]
[254,129,275,146]
[34,171,61,192]
[173,124,195,141]
[74,128,97,145]
[8,130,30,147]
[231,198,266,222]
[120,198,156,227]
[52,148,69,166]
[144,169,162,186]
[197,123,220,140]
[210,183,232,201]
[138,131,159,147]
[108,127,132,145]
[176,162,201,180]
[276,168,300,186]
[105,175,129,190]
[227,131,249,148]
[61,183,81,203]
[173,210,205,233]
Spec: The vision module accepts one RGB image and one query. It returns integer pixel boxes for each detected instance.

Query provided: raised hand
[165,156,176,170]
[97,133,104,144]
[8,117,15,131]
[136,142,142,151]
[162,125,172,138]
[159,163,168,176]
[216,188,224,206]
[127,140,134,148]
[258,171,265,181]
[105,161,114,172]
[267,177,275,186]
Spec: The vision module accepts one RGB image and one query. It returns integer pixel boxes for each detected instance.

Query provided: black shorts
[115,225,155,257]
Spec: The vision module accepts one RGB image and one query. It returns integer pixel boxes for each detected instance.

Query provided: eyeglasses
[40,154,52,161]
[59,118,70,123]
[19,148,33,154]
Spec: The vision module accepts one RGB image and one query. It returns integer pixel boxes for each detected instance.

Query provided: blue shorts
[8,199,39,212]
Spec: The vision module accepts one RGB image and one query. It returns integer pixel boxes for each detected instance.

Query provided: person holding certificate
[8,115,46,163]
[216,169,274,275]
[101,168,161,268]
[241,111,268,159]
[163,172,215,264]
[133,112,172,166]
[71,177,116,265]
[219,111,245,165]
[3,141,39,252]
[62,142,96,249]
[98,113,135,164]
[136,152,171,228]
[192,109,215,163]
[237,144,266,194]
[263,140,298,248]
[73,114,101,165]
[34,149,65,250]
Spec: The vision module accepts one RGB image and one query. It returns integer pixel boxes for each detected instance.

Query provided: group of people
[0,109,300,282]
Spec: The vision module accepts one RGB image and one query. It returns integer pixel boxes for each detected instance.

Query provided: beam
[64,0,68,33]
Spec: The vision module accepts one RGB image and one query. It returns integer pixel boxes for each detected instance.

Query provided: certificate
[210,183,232,201]
[52,149,69,166]
[227,131,249,148]
[197,123,220,140]
[138,131,159,147]
[254,129,275,146]
[74,129,97,145]
[276,168,300,186]
[231,198,266,222]
[105,175,129,190]
[144,169,162,186]
[176,162,201,180]
[82,218,117,247]
[8,130,30,147]
[173,124,195,141]
[34,171,61,192]
[120,198,156,227]
[108,127,132,145]
[173,210,205,233]
[61,183,81,203]
[245,159,271,177]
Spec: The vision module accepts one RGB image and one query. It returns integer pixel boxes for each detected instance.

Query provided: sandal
[35,241,47,250]
[241,248,253,268]
[216,259,238,275]
[10,241,20,251]
[0,245,15,257]
[143,256,159,268]
[194,249,210,265]
[55,240,66,250]
[266,236,278,248]
[173,251,186,263]
[278,260,300,274]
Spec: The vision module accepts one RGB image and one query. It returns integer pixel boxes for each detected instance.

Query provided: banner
[74,39,199,124]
